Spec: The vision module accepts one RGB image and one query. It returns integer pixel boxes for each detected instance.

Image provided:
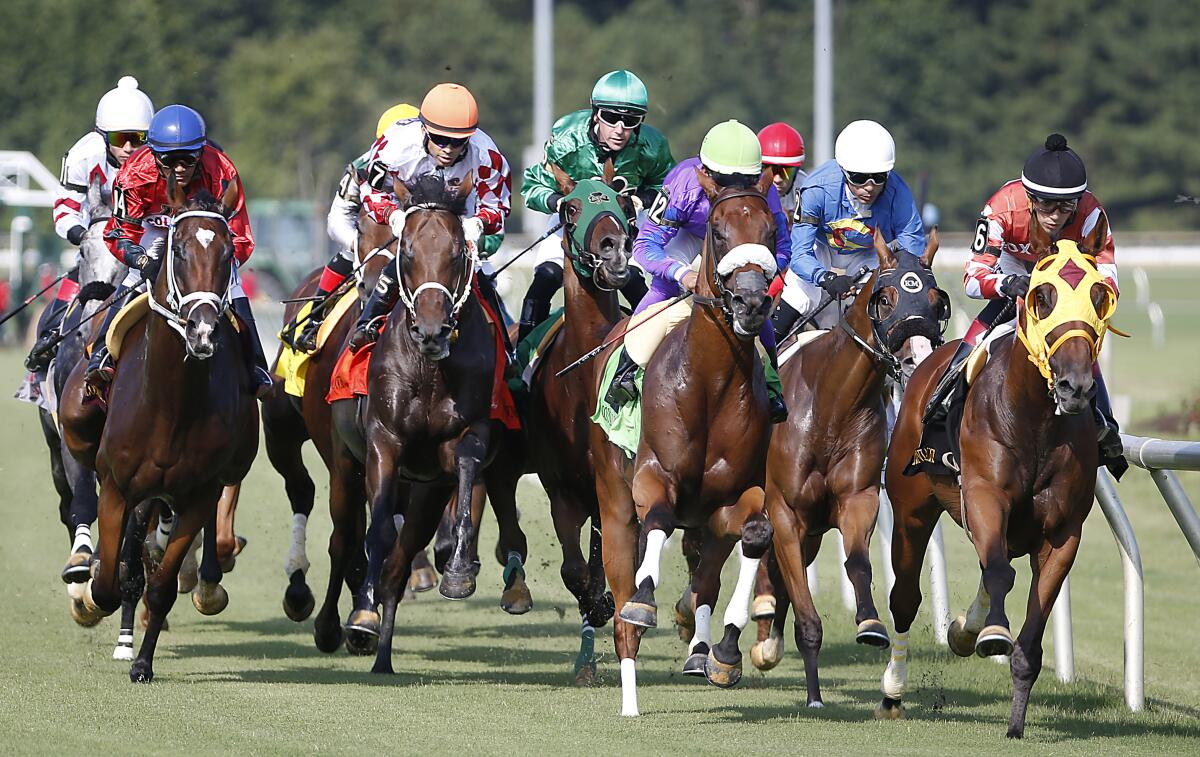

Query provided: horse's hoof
[682,645,709,677]
[191,580,229,616]
[112,641,135,661]
[177,569,198,595]
[500,575,533,615]
[312,619,344,654]
[573,663,597,687]
[673,589,694,640]
[807,700,825,709]
[439,570,476,600]
[750,635,784,671]
[750,594,776,621]
[408,566,437,594]
[585,591,615,629]
[975,624,1014,658]
[875,697,905,720]
[947,615,978,657]
[283,581,315,622]
[619,601,657,629]
[61,550,93,584]
[704,650,743,688]
[69,596,104,628]
[344,610,380,656]
[129,661,153,684]
[855,619,891,649]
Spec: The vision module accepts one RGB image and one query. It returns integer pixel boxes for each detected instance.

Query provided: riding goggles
[596,109,644,129]
[844,170,889,187]
[154,149,202,170]
[426,131,469,149]
[1029,195,1079,215]
[106,130,147,148]
[770,165,797,184]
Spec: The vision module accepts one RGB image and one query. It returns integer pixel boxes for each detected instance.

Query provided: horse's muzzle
[185,311,219,360]
[410,321,453,360]
[1053,374,1093,415]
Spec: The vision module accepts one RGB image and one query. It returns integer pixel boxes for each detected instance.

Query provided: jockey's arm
[327,162,361,250]
[637,141,676,209]
[787,186,825,284]
[521,154,562,215]
[103,183,148,263]
[53,145,92,245]
[887,177,927,255]
[632,193,692,285]
[765,186,793,279]
[964,215,1006,300]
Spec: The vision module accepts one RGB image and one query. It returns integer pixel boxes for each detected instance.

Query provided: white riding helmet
[834,120,896,174]
[95,76,155,132]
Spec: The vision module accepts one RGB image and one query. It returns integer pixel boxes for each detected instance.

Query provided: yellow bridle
[1015,241,1120,390]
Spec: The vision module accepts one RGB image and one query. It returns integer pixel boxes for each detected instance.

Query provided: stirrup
[769,394,788,424]
[604,351,640,411]
[295,317,322,352]
[25,331,59,372]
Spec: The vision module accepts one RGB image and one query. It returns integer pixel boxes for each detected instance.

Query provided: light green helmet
[700,120,762,176]
[590,70,649,115]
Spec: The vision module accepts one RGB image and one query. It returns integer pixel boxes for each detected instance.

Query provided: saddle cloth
[515,307,565,389]
[273,289,358,398]
[591,346,644,459]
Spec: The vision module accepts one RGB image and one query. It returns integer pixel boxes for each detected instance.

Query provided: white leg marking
[881,630,910,699]
[689,604,713,654]
[634,529,668,588]
[284,513,310,576]
[722,542,760,630]
[72,524,93,553]
[620,658,639,716]
[964,578,990,632]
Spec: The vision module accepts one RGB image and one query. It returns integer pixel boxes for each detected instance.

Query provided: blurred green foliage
[2,0,1197,231]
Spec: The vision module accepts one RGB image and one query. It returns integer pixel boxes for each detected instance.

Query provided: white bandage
[388,208,411,240]
[717,243,777,278]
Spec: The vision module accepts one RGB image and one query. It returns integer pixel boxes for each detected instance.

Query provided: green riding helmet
[700,119,762,176]
[590,70,649,115]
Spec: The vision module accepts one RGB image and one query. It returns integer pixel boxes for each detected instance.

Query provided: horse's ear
[921,226,940,268]
[602,158,617,188]
[218,177,242,219]
[391,175,412,208]
[454,171,474,205]
[695,167,719,201]
[1027,204,1054,258]
[165,173,187,214]
[1081,211,1109,258]
[549,162,576,196]
[873,227,897,269]
[755,169,773,197]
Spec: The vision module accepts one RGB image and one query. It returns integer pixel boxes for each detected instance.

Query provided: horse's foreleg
[59,447,99,583]
[191,510,228,616]
[620,470,675,630]
[683,533,737,677]
[485,462,532,615]
[331,445,375,656]
[130,498,211,683]
[705,492,772,688]
[214,484,241,572]
[963,480,1017,657]
[83,479,131,618]
[596,454,643,716]
[1007,527,1082,739]
[767,492,824,707]
[836,488,889,647]
[113,500,151,661]
[673,528,703,642]
[752,554,791,672]
[549,491,597,682]
[439,429,489,600]
[263,400,316,618]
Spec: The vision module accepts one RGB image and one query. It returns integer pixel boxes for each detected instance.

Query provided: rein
[146,209,234,342]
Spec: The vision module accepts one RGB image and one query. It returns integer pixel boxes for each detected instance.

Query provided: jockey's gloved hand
[818,270,854,299]
[66,225,87,246]
[388,208,411,240]
[462,217,484,247]
[124,245,162,283]
[1000,273,1030,300]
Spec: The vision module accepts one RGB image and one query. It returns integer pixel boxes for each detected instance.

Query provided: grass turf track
[0,267,1198,755]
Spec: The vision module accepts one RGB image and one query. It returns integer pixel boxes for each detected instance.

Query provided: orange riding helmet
[419,83,479,138]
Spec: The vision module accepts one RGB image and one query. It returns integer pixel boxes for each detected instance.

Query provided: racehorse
[525,164,632,684]
[755,229,949,707]
[60,179,258,682]
[592,170,779,716]
[330,174,520,674]
[876,215,1116,738]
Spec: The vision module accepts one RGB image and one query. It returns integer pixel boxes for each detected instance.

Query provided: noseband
[147,209,234,341]
[395,205,477,333]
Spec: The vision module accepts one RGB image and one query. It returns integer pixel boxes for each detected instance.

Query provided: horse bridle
[694,188,772,321]
[147,209,235,341]
[394,204,478,332]
[561,206,629,292]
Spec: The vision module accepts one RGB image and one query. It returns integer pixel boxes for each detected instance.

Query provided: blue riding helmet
[148,104,207,152]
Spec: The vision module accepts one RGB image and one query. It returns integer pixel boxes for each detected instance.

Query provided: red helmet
[758,122,805,167]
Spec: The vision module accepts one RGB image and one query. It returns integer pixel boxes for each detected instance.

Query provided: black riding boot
[518,262,562,343]
[924,338,974,423]
[1091,372,1128,478]
[477,273,515,359]
[763,340,788,424]
[604,346,640,411]
[84,283,135,388]
[231,296,274,399]
[348,266,399,353]
[619,270,648,311]
[295,254,355,352]
[25,295,72,372]
[770,299,800,343]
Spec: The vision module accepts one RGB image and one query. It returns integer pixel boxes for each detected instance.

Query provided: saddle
[514,307,565,390]
[274,289,359,398]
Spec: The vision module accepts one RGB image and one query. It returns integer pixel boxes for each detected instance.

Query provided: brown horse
[261,205,396,652]
[60,180,258,682]
[526,165,633,684]
[757,230,949,707]
[330,174,519,674]
[876,216,1115,738]
[592,170,778,716]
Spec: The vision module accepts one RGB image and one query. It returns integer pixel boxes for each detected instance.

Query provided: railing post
[1094,468,1145,711]
[1052,577,1075,682]
[926,520,950,645]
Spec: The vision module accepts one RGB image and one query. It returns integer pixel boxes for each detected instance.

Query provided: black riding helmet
[1021,133,1087,200]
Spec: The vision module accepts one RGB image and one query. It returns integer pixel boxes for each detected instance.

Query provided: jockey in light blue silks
[772,120,927,337]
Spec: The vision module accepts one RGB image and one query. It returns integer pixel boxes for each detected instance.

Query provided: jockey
[25,76,154,372]
[346,83,513,352]
[84,104,274,398]
[773,120,926,337]
[291,102,420,351]
[758,122,807,222]
[616,119,792,422]
[936,133,1122,459]
[517,70,674,342]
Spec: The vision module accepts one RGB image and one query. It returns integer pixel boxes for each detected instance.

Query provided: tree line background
[3,0,1199,233]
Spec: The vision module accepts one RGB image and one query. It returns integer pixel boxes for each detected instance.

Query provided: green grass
[1,264,1199,755]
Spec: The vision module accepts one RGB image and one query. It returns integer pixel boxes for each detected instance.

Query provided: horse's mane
[405,174,469,215]
[181,190,224,215]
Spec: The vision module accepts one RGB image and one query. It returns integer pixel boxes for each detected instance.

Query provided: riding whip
[778,265,873,345]
[0,267,78,329]
[488,221,564,278]
[35,277,149,354]
[281,241,396,328]
[554,290,693,378]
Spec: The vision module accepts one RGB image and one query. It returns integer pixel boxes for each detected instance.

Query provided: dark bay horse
[331,175,520,674]
[758,230,949,707]
[60,180,258,682]
[526,165,633,684]
[592,170,778,716]
[876,217,1116,738]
